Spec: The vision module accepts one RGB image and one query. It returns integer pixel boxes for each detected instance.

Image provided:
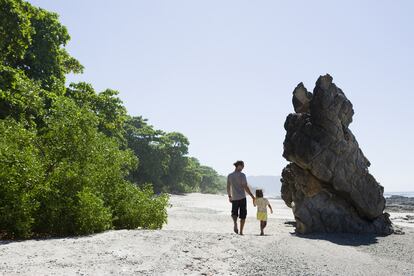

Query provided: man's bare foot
[239,232,244,236]
[233,225,238,234]
[260,232,264,236]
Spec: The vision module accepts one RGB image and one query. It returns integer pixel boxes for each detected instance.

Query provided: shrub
[74,188,112,235]
[33,98,136,236]
[111,183,169,230]
[33,98,167,236]
[0,119,43,238]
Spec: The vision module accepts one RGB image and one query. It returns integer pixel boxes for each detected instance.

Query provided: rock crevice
[281,74,393,235]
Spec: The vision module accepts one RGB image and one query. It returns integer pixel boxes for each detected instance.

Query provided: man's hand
[252,196,256,206]
[228,196,232,203]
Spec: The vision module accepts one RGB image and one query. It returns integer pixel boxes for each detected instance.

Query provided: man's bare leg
[239,219,246,235]
[232,215,238,234]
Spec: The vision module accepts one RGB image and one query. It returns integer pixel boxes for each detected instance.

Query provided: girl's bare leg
[260,221,265,235]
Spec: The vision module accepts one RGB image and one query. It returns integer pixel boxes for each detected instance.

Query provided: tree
[65,82,128,145]
[199,166,227,194]
[0,0,83,90]
[0,64,44,124]
[162,132,190,192]
[181,157,202,192]
[124,116,226,194]
[125,116,170,192]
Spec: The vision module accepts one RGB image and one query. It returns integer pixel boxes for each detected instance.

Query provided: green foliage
[199,167,227,194]
[0,0,83,90]
[0,119,43,238]
[162,132,191,192]
[111,183,168,230]
[125,117,226,194]
[65,83,128,145]
[74,188,112,235]
[0,0,222,239]
[0,65,44,124]
[180,157,202,192]
[0,0,32,63]
[33,97,138,236]
[124,116,170,191]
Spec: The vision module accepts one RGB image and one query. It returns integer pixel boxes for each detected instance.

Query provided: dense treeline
[0,0,224,238]
[125,116,226,194]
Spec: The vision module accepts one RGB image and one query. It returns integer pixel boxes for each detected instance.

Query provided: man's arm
[227,176,232,202]
[244,185,255,200]
[242,174,255,201]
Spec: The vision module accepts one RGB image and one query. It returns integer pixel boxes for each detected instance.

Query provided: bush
[32,98,168,236]
[0,96,169,239]
[138,185,169,229]
[111,183,169,230]
[0,119,43,238]
[33,98,136,236]
[74,188,112,235]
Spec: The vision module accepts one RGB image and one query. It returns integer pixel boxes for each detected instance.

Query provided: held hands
[252,196,256,207]
[228,195,232,203]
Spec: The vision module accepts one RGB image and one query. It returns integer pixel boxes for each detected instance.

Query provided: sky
[29,0,414,192]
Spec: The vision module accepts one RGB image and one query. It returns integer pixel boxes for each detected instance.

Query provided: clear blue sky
[29,0,414,191]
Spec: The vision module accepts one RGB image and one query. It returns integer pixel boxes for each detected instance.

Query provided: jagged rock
[292,82,313,113]
[281,74,393,235]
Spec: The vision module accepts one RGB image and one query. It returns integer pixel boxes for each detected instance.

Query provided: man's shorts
[231,198,247,219]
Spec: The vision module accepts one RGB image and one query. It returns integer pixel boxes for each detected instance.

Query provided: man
[227,160,255,235]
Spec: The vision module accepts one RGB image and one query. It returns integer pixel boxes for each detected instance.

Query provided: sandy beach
[1,193,413,276]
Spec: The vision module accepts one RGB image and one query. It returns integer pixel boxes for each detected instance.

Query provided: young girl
[255,189,273,236]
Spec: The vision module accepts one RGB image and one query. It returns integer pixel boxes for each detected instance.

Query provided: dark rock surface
[281,74,394,235]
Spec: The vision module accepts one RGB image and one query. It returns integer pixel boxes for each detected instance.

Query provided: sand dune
[1,193,413,275]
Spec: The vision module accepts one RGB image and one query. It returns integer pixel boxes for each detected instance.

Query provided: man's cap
[233,160,244,167]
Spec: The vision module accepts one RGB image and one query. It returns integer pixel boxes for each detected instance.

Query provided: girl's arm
[268,203,273,214]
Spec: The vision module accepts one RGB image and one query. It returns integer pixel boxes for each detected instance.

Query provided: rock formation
[281,74,393,235]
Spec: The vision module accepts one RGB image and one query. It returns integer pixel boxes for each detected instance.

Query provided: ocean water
[384,191,414,198]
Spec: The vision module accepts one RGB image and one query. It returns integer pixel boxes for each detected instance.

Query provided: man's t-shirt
[227,171,247,201]
[256,198,269,213]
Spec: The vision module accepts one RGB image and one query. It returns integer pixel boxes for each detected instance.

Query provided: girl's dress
[256,197,269,221]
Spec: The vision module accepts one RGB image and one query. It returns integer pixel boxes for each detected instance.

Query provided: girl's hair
[256,189,263,198]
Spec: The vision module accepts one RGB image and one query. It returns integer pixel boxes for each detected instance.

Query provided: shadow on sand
[0,233,96,246]
[293,232,379,246]
[284,220,380,246]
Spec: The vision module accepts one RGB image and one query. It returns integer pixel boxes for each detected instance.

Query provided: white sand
[1,193,413,275]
